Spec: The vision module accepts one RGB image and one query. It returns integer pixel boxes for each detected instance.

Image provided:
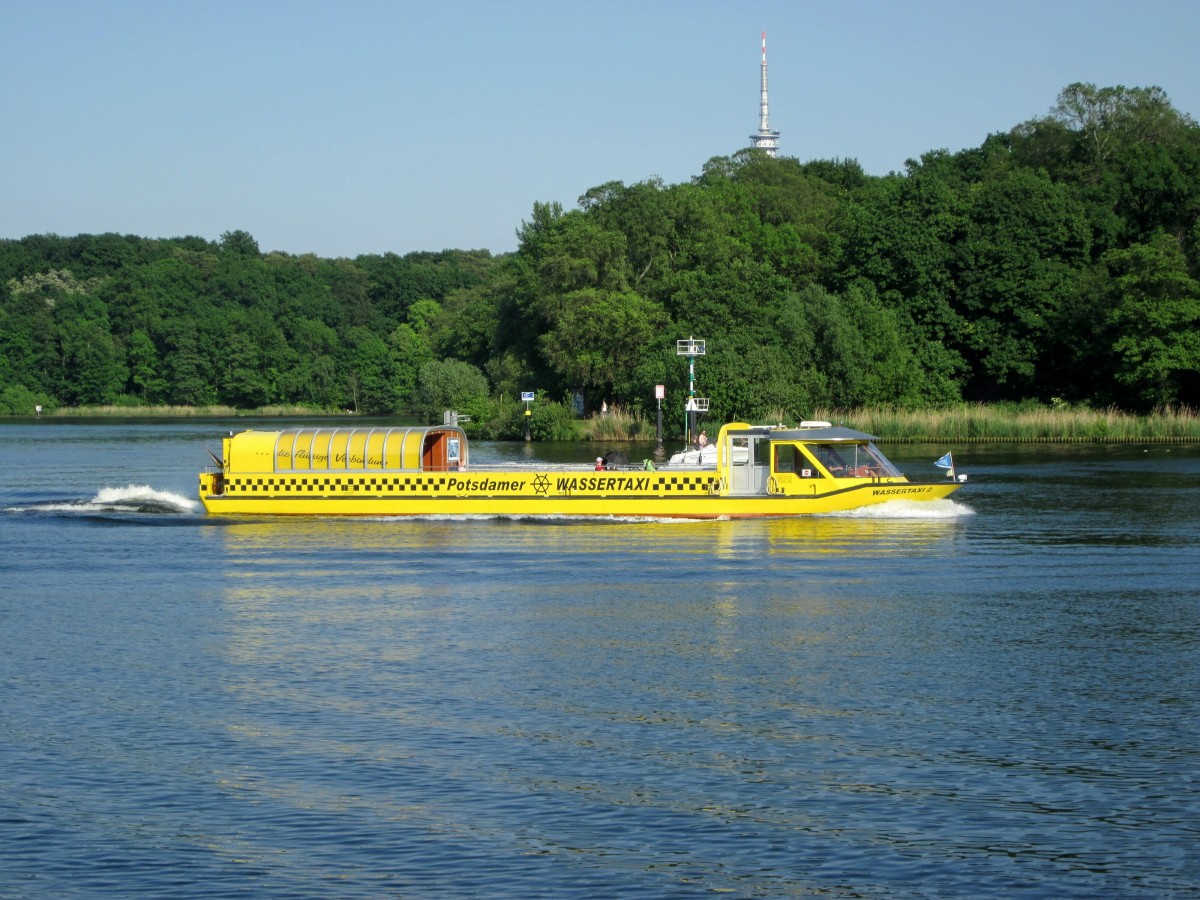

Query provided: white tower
[749,31,780,156]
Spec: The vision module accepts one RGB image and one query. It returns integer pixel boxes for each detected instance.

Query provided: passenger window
[754,438,771,468]
[797,447,825,478]
[776,444,815,475]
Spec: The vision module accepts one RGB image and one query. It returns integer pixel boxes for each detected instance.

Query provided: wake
[822,498,974,520]
[6,484,199,515]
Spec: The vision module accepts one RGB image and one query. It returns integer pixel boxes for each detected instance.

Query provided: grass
[30,401,1200,442]
[582,404,657,441]
[809,404,1200,442]
[45,404,337,418]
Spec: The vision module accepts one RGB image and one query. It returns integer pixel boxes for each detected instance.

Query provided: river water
[1,421,1197,898]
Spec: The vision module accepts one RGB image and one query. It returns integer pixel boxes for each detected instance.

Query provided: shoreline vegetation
[38,404,339,419]
[22,401,1200,443]
[822,404,1200,443]
[5,85,1200,432]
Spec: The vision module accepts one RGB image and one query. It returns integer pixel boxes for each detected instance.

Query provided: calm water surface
[1,421,1197,898]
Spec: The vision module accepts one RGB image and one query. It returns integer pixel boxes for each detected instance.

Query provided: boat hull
[198,470,962,518]
[197,422,966,519]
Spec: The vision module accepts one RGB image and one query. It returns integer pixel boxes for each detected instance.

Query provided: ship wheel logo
[532,473,550,495]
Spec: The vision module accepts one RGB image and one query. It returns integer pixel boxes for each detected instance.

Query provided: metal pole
[688,356,696,449]
[656,398,663,456]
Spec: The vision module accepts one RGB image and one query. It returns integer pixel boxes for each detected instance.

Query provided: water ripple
[1,430,1198,897]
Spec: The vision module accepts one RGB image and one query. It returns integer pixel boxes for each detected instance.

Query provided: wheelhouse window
[809,442,902,478]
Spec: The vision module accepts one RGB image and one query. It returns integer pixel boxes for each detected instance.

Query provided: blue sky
[3,0,1198,259]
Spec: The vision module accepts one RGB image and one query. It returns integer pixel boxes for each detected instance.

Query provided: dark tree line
[0,231,494,415]
[3,83,1199,424]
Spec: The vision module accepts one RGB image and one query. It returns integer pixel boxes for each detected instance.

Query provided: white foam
[7,484,198,514]
[822,499,974,520]
[91,484,196,510]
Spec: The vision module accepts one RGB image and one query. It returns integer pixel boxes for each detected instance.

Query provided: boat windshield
[809,442,902,478]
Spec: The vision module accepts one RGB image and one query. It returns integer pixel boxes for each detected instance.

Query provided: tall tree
[957,167,1091,393]
[538,288,668,401]
[1101,232,1200,408]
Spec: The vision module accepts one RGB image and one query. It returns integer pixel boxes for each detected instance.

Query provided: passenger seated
[814,446,848,475]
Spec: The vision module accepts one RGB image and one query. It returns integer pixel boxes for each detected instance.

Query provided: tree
[414,359,489,423]
[957,168,1091,393]
[58,316,126,405]
[1049,83,1192,170]
[0,383,54,415]
[284,317,341,408]
[1101,233,1200,408]
[127,328,166,401]
[389,323,434,408]
[218,230,261,257]
[4,269,121,404]
[162,325,213,406]
[344,327,399,415]
[579,179,676,286]
[1017,83,1200,251]
[431,281,500,368]
[221,330,276,408]
[538,288,668,400]
[835,166,969,352]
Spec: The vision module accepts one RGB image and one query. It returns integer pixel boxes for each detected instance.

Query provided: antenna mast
[749,31,780,156]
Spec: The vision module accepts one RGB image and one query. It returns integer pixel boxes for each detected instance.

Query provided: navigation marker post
[676,338,707,449]
[654,384,665,456]
[521,391,535,441]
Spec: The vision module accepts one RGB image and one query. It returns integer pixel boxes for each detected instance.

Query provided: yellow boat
[198,421,965,518]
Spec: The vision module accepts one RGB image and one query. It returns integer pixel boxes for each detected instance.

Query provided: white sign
[655,384,665,399]
[520,391,535,402]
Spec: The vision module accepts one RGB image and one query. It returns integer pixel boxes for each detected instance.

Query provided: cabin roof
[727,425,879,442]
[224,424,467,474]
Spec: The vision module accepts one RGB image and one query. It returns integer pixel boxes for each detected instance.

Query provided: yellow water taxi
[198,421,965,518]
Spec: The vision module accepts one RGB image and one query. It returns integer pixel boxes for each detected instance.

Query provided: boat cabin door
[726,434,771,495]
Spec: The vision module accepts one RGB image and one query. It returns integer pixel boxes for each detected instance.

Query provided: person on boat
[814,446,848,475]
[697,430,708,450]
[595,457,606,471]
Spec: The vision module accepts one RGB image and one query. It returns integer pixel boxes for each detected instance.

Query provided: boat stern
[198,468,225,512]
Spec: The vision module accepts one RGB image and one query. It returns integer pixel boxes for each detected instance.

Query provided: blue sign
[521,391,535,402]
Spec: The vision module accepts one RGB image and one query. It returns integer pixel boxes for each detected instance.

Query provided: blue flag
[934,452,954,469]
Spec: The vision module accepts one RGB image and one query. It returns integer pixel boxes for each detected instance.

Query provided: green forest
[3,83,1199,436]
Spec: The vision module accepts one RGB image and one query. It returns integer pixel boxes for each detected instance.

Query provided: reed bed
[585,405,656,441]
[48,404,331,418]
[811,404,1200,443]
[35,401,1200,442]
